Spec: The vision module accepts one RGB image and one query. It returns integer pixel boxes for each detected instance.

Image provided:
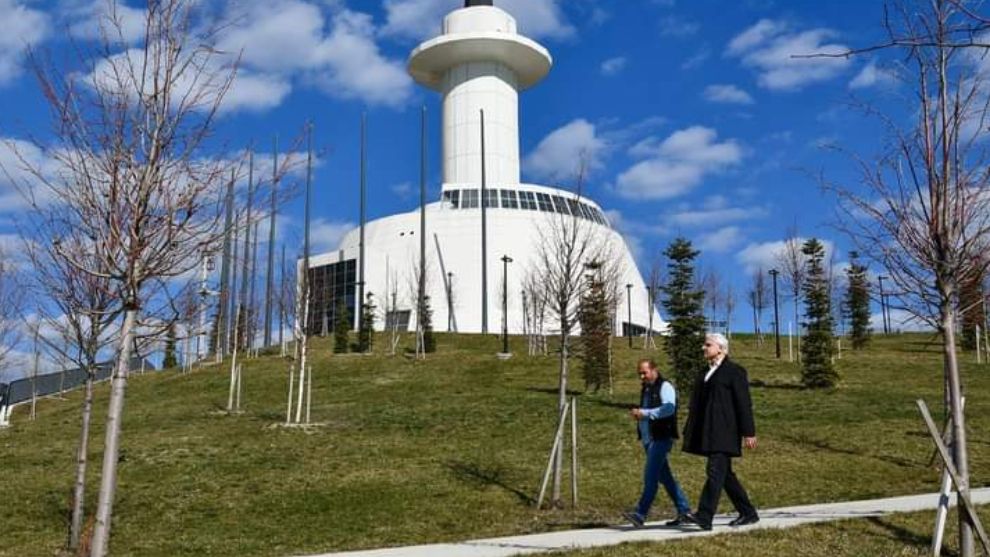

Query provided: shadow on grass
[524,386,584,397]
[780,434,921,468]
[545,519,615,530]
[864,516,955,555]
[750,379,806,390]
[583,398,635,411]
[886,334,943,354]
[445,460,536,506]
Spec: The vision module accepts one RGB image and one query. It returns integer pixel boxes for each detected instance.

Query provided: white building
[305,0,664,336]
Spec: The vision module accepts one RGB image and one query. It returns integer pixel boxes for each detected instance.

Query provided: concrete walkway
[298,488,990,557]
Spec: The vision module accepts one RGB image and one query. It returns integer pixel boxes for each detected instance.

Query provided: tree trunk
[552,333,568,506]
[69,372,95,550]
[90,308,138,557]
[942,305,973,556]
[794,299,801,363]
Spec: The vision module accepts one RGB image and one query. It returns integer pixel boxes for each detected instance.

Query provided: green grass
[0,333,987,556]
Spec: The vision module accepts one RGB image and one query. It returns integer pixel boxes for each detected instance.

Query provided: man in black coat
[682,333,758,530]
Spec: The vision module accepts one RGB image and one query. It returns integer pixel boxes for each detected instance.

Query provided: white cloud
[870,308,933,333]
[523,119,607,182]
[0,0,50,86]
[0,139,63,211]
[726,19,786,55]
[666,205,768,228]
[848,61,898,90]
[659,15,699,38]
[223,70,293,113]
[696,226,744,253]
[736,237,836,273]
[615,126,743,200]
[85,48,290,114]
[727,19,851,91]
[311,219,356,252]
[682,46,711,70]
[64,0,146,45]
[703,84,755,105]
[391,181,413,199]
[310,10,413,107]
[382,0,574,41]
[600,56,627,76]
[217,0,326,73]
[218,2,413,109]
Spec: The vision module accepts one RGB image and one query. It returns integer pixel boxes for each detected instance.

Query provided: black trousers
[696,452,756,525]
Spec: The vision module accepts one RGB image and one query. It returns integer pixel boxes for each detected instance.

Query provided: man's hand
[743,437,758,450]
[630,408,644,420]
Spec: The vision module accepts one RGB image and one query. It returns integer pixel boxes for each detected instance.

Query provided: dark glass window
[519,191,537,210]
[483,189,499,208]
[462,189,479,208]
[385,310,411,332]
[306,258,358,336]
[536,193,553,212]
[551,195,571,214]
[443,190,460,208]
[567,198,581,217]
[578,203,594,220]
[500,189,518,209]
[595,208,609,226]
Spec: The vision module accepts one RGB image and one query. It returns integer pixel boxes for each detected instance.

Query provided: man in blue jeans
[622,359,692,528]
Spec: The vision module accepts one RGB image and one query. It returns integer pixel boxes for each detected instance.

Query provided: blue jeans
[636,437,691,518]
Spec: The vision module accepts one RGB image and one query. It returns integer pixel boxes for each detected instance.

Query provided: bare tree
[748,267,769,345]
[6,2,245,554]
[279,244,296,357]
[777,225,805,361]
[522,272,548,356]
[288,125,315,425]
[531,178,617,506]
[724,282,736,338]
[23,230,120,551]
[700,268,722,332]
[407,254,435,357]
[820,2,990,552]
[0,251,23,373]
[386,266,402,356]
[643,259,662,348]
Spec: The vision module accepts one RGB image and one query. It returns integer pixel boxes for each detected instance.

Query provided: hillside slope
[1,334,986,557]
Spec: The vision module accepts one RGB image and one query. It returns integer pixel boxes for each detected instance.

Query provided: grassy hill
[1,333,987,556]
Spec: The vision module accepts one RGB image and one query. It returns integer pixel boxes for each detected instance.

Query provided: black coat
[682,358,756,457]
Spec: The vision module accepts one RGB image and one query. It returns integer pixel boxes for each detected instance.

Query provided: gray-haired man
[681,333,759,531]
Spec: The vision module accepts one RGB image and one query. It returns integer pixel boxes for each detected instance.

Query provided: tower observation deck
[408,0,552,188]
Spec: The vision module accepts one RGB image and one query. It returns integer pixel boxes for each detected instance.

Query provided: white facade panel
[310,185,665,336]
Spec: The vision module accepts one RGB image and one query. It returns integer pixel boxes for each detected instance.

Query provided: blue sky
[0,0,911,343]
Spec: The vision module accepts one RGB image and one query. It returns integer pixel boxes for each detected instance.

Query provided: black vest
[638,378,679,441]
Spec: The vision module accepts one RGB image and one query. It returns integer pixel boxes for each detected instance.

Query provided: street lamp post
[626,283,633,348]
[501,255,513,354]
[646,285,654,345]
[447,271,454,333]
[877,275,889,334]
[197,251,217,363]
[877,275,891,335]
[769,269,781,359]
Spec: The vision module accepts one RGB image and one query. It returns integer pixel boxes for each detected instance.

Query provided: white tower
[302,0,664,339]
[408,0,552,188]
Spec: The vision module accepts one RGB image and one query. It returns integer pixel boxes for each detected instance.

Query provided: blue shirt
[639,381,677,445]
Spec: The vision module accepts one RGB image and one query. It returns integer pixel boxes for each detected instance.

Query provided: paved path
[298,488,990,557]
